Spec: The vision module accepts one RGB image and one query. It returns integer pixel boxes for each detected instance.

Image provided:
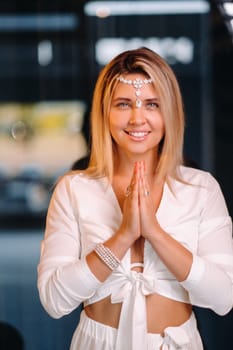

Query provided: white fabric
[37,166,233,348]
[71,311,203,350]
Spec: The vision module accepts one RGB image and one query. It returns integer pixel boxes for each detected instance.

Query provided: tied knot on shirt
[110,270,157,303]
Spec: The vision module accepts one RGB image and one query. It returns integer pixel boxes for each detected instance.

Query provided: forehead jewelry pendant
[117,76,153,108]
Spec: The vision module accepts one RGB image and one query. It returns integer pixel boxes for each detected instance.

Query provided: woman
[37,47,233,349]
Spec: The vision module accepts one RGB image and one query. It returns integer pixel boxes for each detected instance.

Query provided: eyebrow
[112,97,131,102]
[144,97,160,102]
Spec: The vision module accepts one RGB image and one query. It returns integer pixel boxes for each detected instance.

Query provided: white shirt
[37,166,233,349]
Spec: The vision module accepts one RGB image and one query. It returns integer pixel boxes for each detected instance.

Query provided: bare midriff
[84,293,192,334]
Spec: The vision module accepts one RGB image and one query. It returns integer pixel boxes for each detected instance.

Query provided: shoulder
[56,170,89,186]
[168,166,225,211]
[54,170,108,197]
[179,165,218,188]
[170,166,222,200]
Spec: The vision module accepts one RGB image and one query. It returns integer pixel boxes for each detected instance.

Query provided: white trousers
[70,310,204,350]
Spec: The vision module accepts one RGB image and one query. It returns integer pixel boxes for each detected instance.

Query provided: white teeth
[128,131,148,137]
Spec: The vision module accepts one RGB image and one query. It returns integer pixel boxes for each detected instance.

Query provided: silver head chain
[117,76,153,108]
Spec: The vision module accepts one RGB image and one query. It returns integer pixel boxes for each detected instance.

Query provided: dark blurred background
[0,1,232,349]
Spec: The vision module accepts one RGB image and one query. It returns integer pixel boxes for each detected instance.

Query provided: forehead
[113,73,157,97]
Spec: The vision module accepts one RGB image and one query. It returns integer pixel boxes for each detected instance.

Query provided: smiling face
[109,73,165,161]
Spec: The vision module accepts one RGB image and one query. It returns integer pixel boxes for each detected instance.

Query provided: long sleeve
[181,173,233,315]
[37,174,102,319]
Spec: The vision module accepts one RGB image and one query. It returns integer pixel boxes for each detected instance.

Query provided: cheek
[109,115,120,139]
[109,112,126,130]
[153,113,165,132]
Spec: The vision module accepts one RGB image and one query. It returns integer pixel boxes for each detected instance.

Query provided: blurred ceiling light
[217,1,233,40]
[38,40,53,66]
[84,1,210,17]
[223,3,233,16]
[96,6,111,18]
[95,37,194,65]
[0,14,78,31]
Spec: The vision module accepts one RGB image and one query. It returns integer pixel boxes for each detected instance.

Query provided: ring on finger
[125,186,132,197]
[125,181,135,197]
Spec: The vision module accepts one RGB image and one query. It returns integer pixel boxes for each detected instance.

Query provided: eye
[146,101,160,110]
[116,101,131,109]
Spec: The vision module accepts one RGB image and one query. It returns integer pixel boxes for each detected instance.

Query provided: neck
[114,151,158,180]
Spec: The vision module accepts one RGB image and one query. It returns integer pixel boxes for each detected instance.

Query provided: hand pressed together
[119,160,163,244]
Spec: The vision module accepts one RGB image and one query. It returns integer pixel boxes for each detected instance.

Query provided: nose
[128,108,146,126]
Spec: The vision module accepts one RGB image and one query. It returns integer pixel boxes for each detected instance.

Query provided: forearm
[146,227,193,282]
[38,258,102,319]
[147,228,233,315]
[86,228,135,281]
[38,227,135,319]
[181,255,233,315]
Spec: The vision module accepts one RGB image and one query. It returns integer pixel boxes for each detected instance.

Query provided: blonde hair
[86,47,185,183]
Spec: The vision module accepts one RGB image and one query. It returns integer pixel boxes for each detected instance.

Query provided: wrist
[101,229,137,265]
[115,228,137,247]
[142,226,165,242]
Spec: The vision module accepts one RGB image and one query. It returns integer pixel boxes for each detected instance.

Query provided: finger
[139,161,150,198]
[125,162,139,198]
[121,163,141,240]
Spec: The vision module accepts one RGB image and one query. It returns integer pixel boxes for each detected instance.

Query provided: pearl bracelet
[94,243,120,271]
